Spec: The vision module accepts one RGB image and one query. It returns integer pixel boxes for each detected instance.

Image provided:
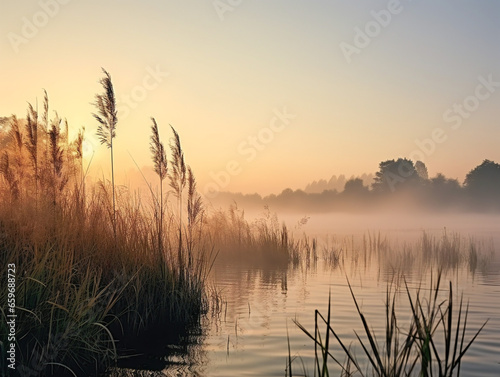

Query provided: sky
[1,0,499,197]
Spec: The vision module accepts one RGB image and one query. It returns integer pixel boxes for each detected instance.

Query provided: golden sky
[1,0,499,196]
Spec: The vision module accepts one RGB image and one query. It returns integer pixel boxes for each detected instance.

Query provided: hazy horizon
[2,1,499,197]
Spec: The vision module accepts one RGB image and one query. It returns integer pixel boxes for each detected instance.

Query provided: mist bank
[208,186,500,215]
[208,188,500,214]
[208,159,500,214]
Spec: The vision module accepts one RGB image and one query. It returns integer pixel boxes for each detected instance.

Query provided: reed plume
[8,116,24,192]
[0,152,19,200]
[168,125,186,196]
[42,89,50,168]
[93,68,118,238]
[25,103,39,197]
[49,116,67,191]
[42,89,49,131]
[9,115,23,153]
[187,166,203,270]
[73,127,85,177]
[71,126,86,210]
[150,118,168,181]
[187,166,203,227]
[168,125,186,272]
[150,117,168,256]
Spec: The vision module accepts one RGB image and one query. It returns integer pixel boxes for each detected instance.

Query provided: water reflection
[106,322,208,376]
[105,228,500,377]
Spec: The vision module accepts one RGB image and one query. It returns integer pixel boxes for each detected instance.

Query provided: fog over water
[226,205,500,240]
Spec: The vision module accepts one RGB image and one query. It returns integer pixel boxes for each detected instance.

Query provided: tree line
[212,158,500,213]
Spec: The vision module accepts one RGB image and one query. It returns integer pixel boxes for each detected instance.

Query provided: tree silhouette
[415,160,429,180]
[464,160,500,199]
[343,178,368,195]
[372,158,421,192]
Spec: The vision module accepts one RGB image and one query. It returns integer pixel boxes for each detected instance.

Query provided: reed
[0,84,212,376]
[353,230,492,277]
[25,103,38,198]
[0,72,306,376]
[206,204,305,267]
[93,68,118,239]
[168,125,187,274]
[150,117,168,257]
[0,181,211,376]
[291,272,487,376]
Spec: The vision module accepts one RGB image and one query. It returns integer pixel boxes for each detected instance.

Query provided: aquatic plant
[292,272,487,377]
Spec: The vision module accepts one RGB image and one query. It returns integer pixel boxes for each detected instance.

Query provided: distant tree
[464,160,500,198]
[428,173,462,207]
[330,175,346,191]
[343,177,368,195]
[372,158,421,192]
[360,173,375,187]
[415,160,429,180]
[430,173,460,191]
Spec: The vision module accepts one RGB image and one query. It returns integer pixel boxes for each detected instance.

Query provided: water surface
[109,218,500,376]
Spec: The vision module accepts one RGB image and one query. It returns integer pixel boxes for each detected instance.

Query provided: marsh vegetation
[0,72,303,376]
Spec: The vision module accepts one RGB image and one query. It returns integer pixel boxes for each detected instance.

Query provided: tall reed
[150,117,168,257]
[93,68,118,239]
[25,103,38,199]
[168,125,186,273]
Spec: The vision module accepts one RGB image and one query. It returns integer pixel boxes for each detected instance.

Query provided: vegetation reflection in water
[106,229,495,377]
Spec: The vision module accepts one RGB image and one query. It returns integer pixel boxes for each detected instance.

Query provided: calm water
[109,217,500,377]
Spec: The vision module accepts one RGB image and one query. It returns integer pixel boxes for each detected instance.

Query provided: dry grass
[0,82,304,376]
